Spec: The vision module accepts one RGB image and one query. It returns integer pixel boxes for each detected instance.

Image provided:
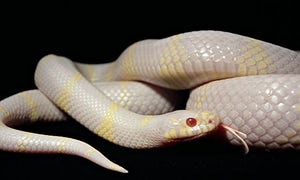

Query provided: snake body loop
[0,30,299,173]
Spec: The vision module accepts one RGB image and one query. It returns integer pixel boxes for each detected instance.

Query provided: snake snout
[195,111,221,135]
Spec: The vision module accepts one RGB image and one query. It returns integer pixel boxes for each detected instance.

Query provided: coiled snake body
[0,31,299,173]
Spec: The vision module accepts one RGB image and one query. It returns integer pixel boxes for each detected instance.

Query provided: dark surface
[1,1,299,179]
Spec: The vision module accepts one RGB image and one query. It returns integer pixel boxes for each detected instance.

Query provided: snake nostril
[208,119,213,123]
[186,118,197,127]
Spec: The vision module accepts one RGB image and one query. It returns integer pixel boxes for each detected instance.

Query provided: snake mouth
[180,133,208,141]
[170,130,212,142]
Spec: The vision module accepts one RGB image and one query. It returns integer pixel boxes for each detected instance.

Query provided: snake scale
[0,31,299,173]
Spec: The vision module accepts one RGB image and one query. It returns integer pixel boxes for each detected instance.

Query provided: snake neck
[36,55,170,149]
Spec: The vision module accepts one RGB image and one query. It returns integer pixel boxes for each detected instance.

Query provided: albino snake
[0,31,299,173]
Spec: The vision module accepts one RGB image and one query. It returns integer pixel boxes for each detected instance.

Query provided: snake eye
[186,117,197,127]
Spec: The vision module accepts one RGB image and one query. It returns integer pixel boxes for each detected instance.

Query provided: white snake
[0,31,299,173]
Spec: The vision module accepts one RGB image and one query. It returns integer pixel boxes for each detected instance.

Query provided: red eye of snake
[186,118,197,127]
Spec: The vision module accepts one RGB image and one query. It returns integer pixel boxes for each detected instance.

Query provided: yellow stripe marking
[284,129,297,138]
[169,129,177,138]
[84,148,97,157]
[201,111,210,120]
[258,61,267,70]
[84,64,94,81]
[252,47,261,54]
[120,81,129,89]
[168,63,189,87]
[295,91,300,114]
[187,128,194,136]
[179,128,187,137]
[106,63,116,81]
[261,52,268,57]
[20,92,38,121]
[56,72,82,111]
[267,64,276,73]
[95,103,119,142]
[196,83,213,110]
[175,62,191,85]
[57,138,69,152]
[237,56,245,64]
[246,58,256,66]
[179,128,194,137]
[159,36,181,87]
[237,64,247,75]
[140,115,153,127]
[255,54,263,61]
[158,64,177,88]
[169,118,180,125]
[159,34,191,88]
[160,35,181,65]
[164,129,177,139]
[17,132,33,151]
[265,57,272,65]
[244,52,251,58]
[239,38,275,76]
[248,66,258,75]
[158,70,170,87]
[296,105,300,113]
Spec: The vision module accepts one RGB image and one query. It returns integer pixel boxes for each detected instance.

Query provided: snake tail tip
[244,147,249,155]
[119,168,129,174]
[108,164,128,173]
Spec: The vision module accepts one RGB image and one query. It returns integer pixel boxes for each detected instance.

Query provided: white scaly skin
[92,81,180,115]
[35,56,215,148]
[187,75,300,149]
[0,30,299,173]
[0,56,217,173]
[0,81,180,173]
[76,31,299,89]
[0,90,128,173]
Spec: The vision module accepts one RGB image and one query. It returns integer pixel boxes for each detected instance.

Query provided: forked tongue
[221,123,249,154]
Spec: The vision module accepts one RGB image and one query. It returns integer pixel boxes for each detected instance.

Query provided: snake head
[162,110,220,143]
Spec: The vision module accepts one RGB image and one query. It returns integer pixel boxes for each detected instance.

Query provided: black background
[1,1,299,179]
